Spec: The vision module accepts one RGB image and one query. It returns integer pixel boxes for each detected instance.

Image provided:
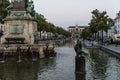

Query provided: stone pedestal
[75,56,85,73]
[2,0,38,44]
[75,56,86,80]
[1,11,37,44]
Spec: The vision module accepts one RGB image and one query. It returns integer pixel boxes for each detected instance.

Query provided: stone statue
[6,0,36,18]
[26,0,34,13]
[6,1,13,15]
[31,10,37,19]
[26,0,36,18]
[74,39,82,56]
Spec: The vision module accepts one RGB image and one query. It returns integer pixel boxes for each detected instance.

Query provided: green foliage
[81,9,112,39]
[46,22,56,33]
[56,27,71,37]
[81,27,91,39]
[89,9,111,33]
[36,13,47,31]
[0,0,10,22]
[36,13,71,37]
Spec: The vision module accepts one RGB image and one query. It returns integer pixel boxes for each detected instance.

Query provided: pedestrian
[110,38,113,43]
[115,41,118,47]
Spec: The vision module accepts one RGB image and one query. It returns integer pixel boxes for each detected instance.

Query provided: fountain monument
[1,0,38,44]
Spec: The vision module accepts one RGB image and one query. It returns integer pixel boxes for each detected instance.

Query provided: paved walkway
[84,40,120,58]
[103,44,120,53]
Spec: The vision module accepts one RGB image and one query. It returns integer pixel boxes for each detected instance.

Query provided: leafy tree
[0,0,10,23]
[56,27,71,37]
[64,31,71,37]
[36,13,71,38]
[36,13,49,38]
[81,27,91,39]
[89,9,111,41]
[47,22,56,33]
[36,13,47,31]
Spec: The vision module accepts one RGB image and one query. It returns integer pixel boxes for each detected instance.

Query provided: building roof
[114,11,120,20]
[68,26,89,28]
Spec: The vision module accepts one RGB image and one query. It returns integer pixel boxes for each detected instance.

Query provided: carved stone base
[1,19,37,44]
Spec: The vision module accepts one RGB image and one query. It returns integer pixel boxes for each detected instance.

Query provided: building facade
[68,24,88,38]
[114,11,120,40]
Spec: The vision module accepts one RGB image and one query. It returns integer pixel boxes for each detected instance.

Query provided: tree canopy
[89,9,111,33]
[0,0,10,23]
[81,27,91,39]
[83,9,113,39]
[36,13,71,37]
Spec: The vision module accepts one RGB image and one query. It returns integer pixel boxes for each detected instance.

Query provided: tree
[56,27,71,37]
[36,13,46,31]
[36,13,49,38]
[36,13,71,38]
[81,27,91,39]
[0,0,10,23]
[46,22,56,39]
[47,22,56,33]
[36,13,56,33]
[89,9,111,42]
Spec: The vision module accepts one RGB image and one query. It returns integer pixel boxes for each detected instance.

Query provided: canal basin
[0,42,119,80]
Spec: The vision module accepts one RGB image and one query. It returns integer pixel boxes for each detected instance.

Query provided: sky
[33,0,120,29]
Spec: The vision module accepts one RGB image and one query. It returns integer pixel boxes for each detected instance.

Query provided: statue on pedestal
[6,1,13,16]
[6,0,36,18]
[26,0,36,18]
[74,39,83,56]
[2,0,38,44]
[13,0,26,11]
[26,0,34,13]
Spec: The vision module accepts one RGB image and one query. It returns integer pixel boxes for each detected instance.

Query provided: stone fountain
[0,0,41,62]
[0,0,56,61]
[1,0,37,44]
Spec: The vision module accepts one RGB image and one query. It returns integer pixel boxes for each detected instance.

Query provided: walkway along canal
[0,42,120,80]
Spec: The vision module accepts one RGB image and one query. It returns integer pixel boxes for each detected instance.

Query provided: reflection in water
[86,48,120,80]
[89,49,108,79]
[0,42,120,80]
[105,57,120,80]
[0,58,56,80]
[0,46,76,80]
[38,47,75,80]
[76,73,85,80]
[75,56,85,80]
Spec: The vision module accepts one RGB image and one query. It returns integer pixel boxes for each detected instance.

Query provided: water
[86,48,120,80]
[0,42,120,80]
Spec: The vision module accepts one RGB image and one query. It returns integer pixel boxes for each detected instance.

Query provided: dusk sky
[33,0,120,29]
